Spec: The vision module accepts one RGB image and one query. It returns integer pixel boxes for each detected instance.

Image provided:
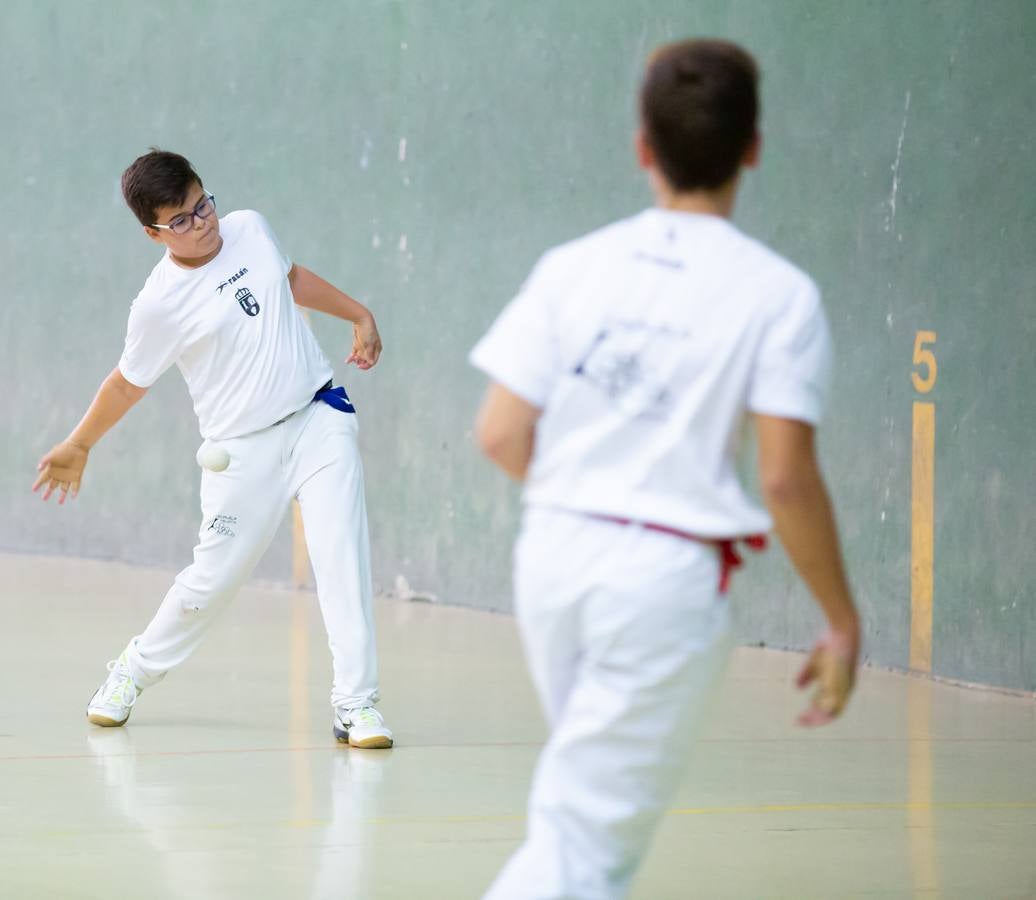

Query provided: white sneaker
[333,706,393,749]
[87,652,140,727]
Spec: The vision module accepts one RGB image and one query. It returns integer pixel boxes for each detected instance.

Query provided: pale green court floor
[0,553,1033,900]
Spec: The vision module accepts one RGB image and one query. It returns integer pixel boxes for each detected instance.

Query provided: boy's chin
[193,231,220,252]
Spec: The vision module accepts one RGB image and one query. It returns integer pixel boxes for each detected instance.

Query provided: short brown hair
[121,149,203,226]
[639,39,759,191]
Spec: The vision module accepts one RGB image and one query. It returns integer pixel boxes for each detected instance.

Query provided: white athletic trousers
[124,400,379,710]
[485,508,733,900]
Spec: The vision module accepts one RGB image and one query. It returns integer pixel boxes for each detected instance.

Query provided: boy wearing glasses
[33,150,393,749]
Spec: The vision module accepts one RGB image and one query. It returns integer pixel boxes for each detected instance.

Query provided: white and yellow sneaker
[87,652,140,727]
[333,706,393,749]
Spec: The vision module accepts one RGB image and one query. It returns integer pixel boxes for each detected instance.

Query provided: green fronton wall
[2,1,1033,691]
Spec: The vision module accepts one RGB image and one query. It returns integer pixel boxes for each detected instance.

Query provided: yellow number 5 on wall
[911,331,937,394]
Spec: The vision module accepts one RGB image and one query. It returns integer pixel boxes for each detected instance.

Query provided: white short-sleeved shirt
[469,208,832,538]
[119,210,334,440]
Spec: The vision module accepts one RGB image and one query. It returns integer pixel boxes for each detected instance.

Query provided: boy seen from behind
[471,40,860,898]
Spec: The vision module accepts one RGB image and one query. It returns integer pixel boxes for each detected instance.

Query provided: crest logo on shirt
[235,286,260,317]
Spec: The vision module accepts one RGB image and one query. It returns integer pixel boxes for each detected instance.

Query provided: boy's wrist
[827,605,859,635]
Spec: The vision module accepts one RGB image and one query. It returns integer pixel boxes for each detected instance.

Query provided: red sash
[589,514,767,594]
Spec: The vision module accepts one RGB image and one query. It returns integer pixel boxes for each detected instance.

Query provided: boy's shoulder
[220,208,270,238]
[726,225,816,295]
[529,213,645,285]
[541,212,644,263]
[224,208,286,255]
[223,207,264,225]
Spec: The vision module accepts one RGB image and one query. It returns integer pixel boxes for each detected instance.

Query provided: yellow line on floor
[908,679,939,895]
[363,799,1036,826]
[33,800,1036,840]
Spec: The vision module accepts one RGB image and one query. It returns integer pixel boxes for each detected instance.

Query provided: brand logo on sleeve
[235,287,260,317]
[216,267,249,294]
[206,514,238,537]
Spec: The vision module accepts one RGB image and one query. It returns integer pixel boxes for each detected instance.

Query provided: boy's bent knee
[173,579,236,614]
[178,586,212,614]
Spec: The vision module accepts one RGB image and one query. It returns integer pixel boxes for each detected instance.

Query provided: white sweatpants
[485,508,733,900]
[124,400,379,710]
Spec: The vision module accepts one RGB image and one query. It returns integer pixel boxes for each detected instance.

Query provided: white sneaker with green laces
[87,652,141,727]
[333,706,393,749]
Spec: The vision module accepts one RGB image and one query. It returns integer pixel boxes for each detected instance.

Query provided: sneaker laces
[101,659,138,708]
[347,706,382,727]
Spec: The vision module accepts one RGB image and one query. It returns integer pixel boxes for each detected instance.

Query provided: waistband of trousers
[585,513,767,594]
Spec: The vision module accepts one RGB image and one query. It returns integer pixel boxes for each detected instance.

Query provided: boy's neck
[169,237,224,270]
[652,174,739,219]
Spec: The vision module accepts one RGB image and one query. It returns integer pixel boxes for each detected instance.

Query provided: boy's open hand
[33,441,89,504]
[346,316,382,370]
[796,627,858,727]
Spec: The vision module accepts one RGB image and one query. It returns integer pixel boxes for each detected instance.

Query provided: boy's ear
[143,226,164,244]
[634,127,655,171]
[742,131,762,169]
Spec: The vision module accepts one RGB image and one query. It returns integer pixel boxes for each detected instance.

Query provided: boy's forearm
[483,435,534,481]
[289,265,372,324]
[475,384,540,482]
[68,368,146,449]
[764,469,858,632]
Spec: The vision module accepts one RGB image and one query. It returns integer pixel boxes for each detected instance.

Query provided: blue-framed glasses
[151,192,216,235]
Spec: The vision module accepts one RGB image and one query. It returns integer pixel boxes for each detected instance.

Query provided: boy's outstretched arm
[754,414,861,727]
[288,264,382,370]
[33,367,147,504]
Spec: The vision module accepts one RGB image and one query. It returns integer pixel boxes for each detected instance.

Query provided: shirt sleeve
[747,278,833,425]
[117,296,183,388]
[468,254,562,408]
[250,210,292,275]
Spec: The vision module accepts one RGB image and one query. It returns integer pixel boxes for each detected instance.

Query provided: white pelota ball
[196,444,231,472]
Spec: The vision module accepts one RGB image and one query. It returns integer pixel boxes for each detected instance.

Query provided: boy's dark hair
[121,149,204,227]
[639,39,759,192]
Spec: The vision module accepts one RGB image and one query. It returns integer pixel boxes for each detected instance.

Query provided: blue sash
[314,384,356,414]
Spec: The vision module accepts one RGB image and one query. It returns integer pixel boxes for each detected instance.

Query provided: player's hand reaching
[347,315,382,370]
[795,625,859,727]
[33,440,90,504]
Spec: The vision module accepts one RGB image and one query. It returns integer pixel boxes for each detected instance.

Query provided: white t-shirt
[469,208,832,538]
[119,210,334,440]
